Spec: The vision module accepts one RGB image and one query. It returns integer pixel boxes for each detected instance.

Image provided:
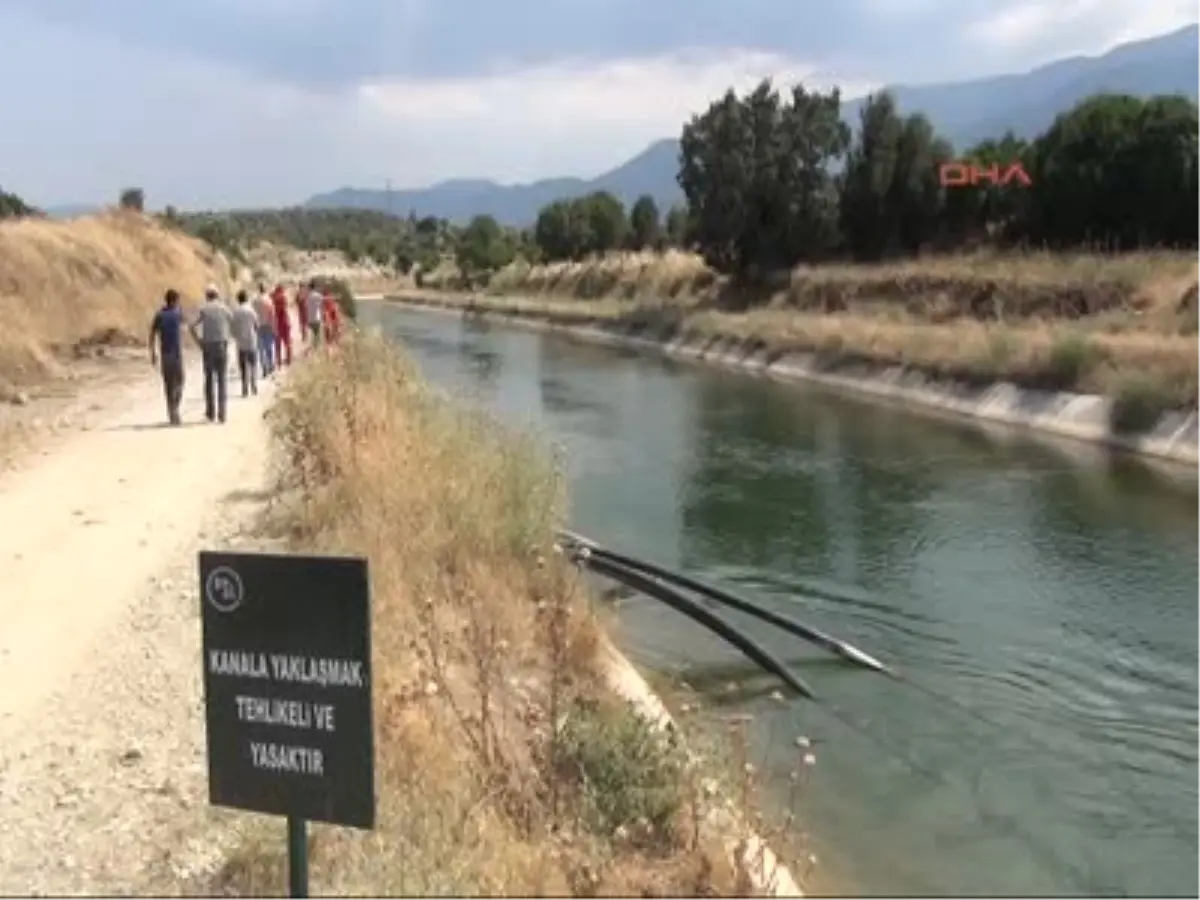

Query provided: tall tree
[456,214,514,280]
[579,191,628,255]
[628,195,661,250]
[887,114,949,254]
[664,205,689,248]
[534,199,582,261]
[840,91,905,260]
[678,79,849,277]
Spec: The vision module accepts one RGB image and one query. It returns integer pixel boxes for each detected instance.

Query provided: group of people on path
[148,279,342,425]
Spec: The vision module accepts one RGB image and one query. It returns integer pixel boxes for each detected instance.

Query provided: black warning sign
[199,550,375,829]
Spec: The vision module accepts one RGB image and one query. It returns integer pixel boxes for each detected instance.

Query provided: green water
[366,304,1199,897]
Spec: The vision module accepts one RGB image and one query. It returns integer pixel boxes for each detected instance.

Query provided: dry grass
[413,248,1199,413]
[436,248,1197,322]
[346,274,414,295]
[240,242,408,297]
[0,210,227,391]
[199,333,796,897]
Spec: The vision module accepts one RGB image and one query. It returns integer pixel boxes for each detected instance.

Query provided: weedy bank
[202,332,799,896]
[416,248,1199,423]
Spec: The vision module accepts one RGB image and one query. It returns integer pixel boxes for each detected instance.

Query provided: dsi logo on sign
[205,566,245,613]
[938,161,1032,188]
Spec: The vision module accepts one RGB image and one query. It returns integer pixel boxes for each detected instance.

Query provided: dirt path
[0,344,299,895]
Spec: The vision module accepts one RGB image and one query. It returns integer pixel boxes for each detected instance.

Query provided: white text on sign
[207,648,364,778]
[250,742,325,775]
[235,695,337,731]
[207,649,366,688]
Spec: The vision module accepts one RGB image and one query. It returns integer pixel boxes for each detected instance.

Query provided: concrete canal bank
[388,293,1199,467]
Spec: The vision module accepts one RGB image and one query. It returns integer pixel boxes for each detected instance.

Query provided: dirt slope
[0,339,296,894]
[0,211,227,393]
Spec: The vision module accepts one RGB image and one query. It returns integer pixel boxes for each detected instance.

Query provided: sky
[1,0,1196,210]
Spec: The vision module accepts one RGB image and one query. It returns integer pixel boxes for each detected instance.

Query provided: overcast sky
[1,0,1195,210]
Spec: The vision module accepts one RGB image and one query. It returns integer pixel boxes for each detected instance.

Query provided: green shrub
[0,187,38,220]
[1109,374,1174,434]
[556,697,687,850]
[119,187,145,212]
[1044,332,1097,389]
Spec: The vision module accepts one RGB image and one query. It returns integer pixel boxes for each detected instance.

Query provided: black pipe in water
[559,529,890,676]
[578,552,817,700]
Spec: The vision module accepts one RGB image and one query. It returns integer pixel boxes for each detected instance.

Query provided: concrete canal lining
[384,295,1198,468]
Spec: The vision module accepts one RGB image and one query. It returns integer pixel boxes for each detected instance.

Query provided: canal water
[365,303,1199,898]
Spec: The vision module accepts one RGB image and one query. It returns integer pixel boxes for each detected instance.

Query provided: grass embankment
[0,210,226,393]
[240,242,405,296]
[417,249,1199,428]
[206,333,797,896]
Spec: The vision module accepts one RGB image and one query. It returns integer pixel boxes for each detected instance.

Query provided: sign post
[288,816,309,897]
[199,551,375,898]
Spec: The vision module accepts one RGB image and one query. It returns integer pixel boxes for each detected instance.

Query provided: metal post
[287,816,309,898]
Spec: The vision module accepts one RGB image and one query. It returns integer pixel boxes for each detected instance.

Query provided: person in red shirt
[322,290,341,344]
[271,284,292,366]
[295,283,310,342]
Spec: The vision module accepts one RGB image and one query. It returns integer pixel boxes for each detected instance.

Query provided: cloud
[354,51,876,193]
[0,0,1193,209]
[0,7,870,208]
[358,50,876,142]
[0,0,951,86]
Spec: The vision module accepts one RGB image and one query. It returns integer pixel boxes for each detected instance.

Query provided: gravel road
[0,345,295,895]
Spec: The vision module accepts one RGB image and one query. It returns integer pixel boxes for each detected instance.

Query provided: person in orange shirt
[322,290,341,344]
[271,284,292,366]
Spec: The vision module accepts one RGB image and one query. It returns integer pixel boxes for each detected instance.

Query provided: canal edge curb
[382,294,1199,469]
[595,632,805,897]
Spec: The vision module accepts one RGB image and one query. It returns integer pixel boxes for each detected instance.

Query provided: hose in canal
[576,551,818,700]
[559,529,890,676]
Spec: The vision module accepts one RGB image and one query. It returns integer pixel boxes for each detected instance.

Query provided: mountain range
[305,24,1200,226]
[41,202,105,220]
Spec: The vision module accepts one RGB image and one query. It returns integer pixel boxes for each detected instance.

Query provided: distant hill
[306,140,681,230]
[852,24,1199,152]
[304,24,1199,225]
[42,204,103,220]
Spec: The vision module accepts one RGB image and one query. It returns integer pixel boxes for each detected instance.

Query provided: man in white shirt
[231,289,260,397]
[188,283,233,423]
[305,280,324,346]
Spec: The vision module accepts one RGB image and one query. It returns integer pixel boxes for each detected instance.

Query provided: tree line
[6,82,1193,285]
[445,193,696,282]
[0,187,40,220]
[170,207,456,272]
[519,85,1197,276]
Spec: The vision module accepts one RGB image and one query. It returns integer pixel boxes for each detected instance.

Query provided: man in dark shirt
[149,288,186,425]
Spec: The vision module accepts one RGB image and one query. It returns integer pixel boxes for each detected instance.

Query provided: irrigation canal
[365,302,1198,898]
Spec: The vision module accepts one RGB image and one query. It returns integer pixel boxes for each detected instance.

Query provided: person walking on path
[148,288,186,426]
[271,284,292,367]
[305,280,324,347]
[188,283,233,423]
[295,283,310,343]
[232,289,259,398]
[322,288,341,345]
[254,283,276,378]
